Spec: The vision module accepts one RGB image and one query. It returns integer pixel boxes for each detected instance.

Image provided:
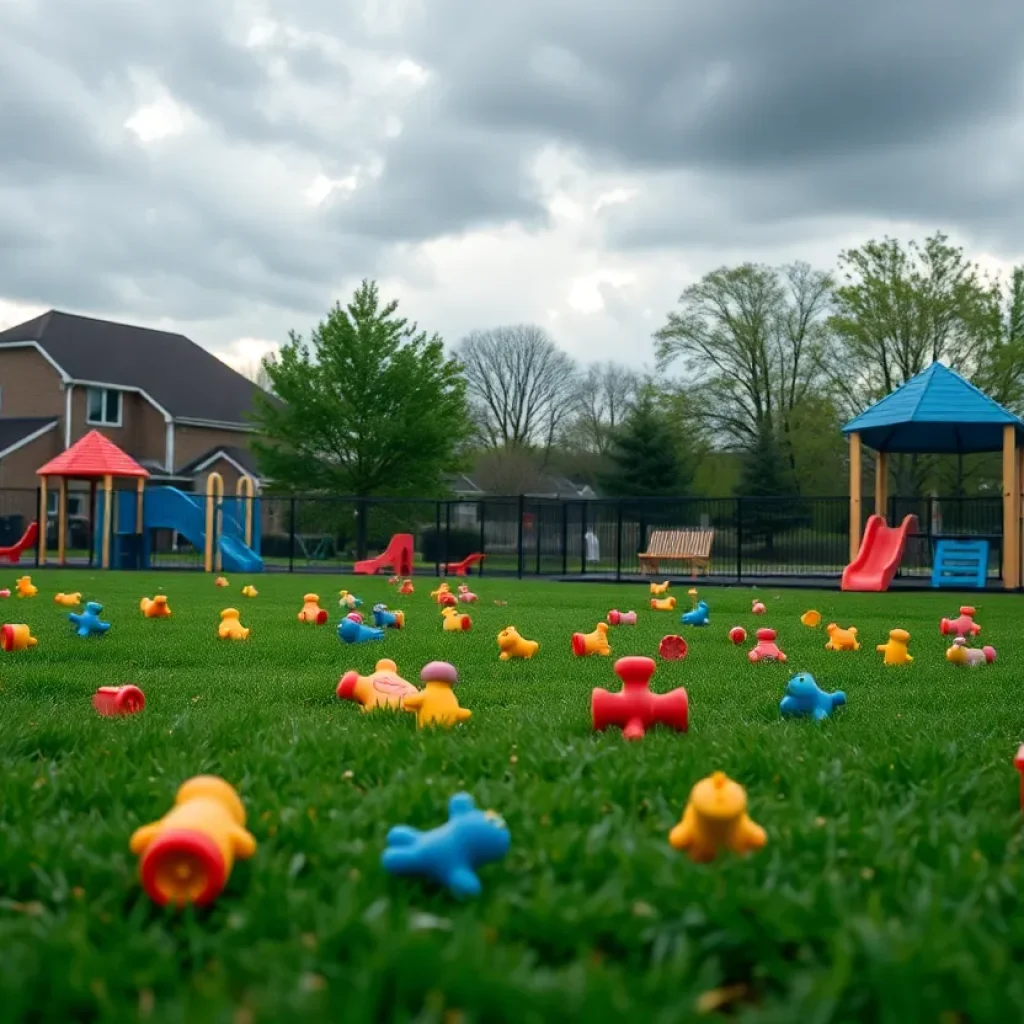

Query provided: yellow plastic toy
[1,623,37,651]
[129,776,256,907]
[877,628,912,665]
[825,622,859,651]
[402,660,471,728]
[297,593,328,624]
[497,626,539,660]
[441,606,472,632]
[140,595,172,619]
[241,585,258,598]
[218,608,250,640]
[54,592,81,607]
[338,590,359,609]
[337,657,419,711]
[650,580,670,596]
[687,587,699,608]
[650,596,677,611]
[801,610,821,627]
[215,576,230,588]
[571,622,611,657]
[15,576,36,598]
[430,582,452,603]
[668,771,767,863]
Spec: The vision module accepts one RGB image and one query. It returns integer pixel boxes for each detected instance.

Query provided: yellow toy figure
[825,623,859,651]
[241,585,258,598]
[650,580,670,596]
[15,576,36,598]
[668,771,767,863]
[402,661,471,728]
[687,588,699,609]
[337,658,419,711]
[1,623,37,651]
[571,622,611,657]
[54,592,81,607]
[129,776,256,907]
[497,626,539,660]
[218,608,250,640]
[140,595,172,618]
[297,593,328,624]
[430,582,452,603]
[441,606,472,632]
[215,576,230,588]
[650,596,677,611]
[801,610,822,627]
[877,628,912,665]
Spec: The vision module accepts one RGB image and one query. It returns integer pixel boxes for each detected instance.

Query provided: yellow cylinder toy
[1,624,37,651]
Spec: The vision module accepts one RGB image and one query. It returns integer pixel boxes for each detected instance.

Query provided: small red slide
[0,521,38,563]
[841,515,918,592]
[353,533,414,576]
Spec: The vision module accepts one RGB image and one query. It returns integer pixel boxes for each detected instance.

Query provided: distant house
[444,472,598,501]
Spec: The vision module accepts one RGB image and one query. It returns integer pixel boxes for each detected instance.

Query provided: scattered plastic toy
[297,594,329,625]
[337,617,384,644]
[457,585,478,603]
[215,576,230,588]
[877,628,912,665]
[1015,746,1024,813]
[129,776,256,907]
[70,601,110,638]
[399,579,415,596]
[681,600,710,627]
[497,626,539,660]
[687,588,699,608]
[54,592,81,607]
[668,771,766,863]
[218,608,250,640]
[572,622,611,657]
[1,624,36,651]
[373,603,405,629]
[728,626,746,645]
[945,637,996,666]
[825,623,859,651]
[650,596,677,612]
[339,590,363,610]
[403,661,472,728]
[381,792,509,898]
[658,635,688,660]
[93,685,146,716]
[241,585,258,598]
[388,575,400,586]
[607,609,637,625]
[748,627,787,663]
[801,610,822,628]
[650,581,670,596]
[345,611,363,624]
[337,658,418,711]
[751,600,766,615]
[592,655,688,740]
[441,607,472,632]
[140,595,171,619]
[15,576,36,598]
[940,606,981,638]
[0,589,10,598]
[431,583,457,606]
[780,672,846,721]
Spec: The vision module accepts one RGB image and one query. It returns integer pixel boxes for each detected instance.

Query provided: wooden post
[1003,425,1020,589]
[874,451,888,522]
[57,477,67,565]
[136,478,145,536]
[101,474,112,570]
[205,472,224,573]
[849,432,862,561]
[39,476,48,566]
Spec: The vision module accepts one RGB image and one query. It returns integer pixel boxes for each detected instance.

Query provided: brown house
[0,311,268,510]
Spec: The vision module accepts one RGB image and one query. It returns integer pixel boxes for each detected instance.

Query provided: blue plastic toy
[680,600,710,627]
[69,601,111,638]
[372,603,405,630]
[337,617,385,644]
[381,792,510,898]
[779,672,846,721]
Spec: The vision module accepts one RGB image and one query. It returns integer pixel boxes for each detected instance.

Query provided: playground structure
[843,363,1023,591]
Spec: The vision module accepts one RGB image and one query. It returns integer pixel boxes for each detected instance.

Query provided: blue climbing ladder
[931,539,989,589]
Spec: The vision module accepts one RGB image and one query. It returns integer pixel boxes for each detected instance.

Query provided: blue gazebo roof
[842,362,1024,453]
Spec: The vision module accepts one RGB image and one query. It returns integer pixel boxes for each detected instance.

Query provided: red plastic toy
[346,611,363,624]
[443,552,486,576]
[752,600,766,615]
[354,533,414,576]
[1016,746,1024,812]
[93,685,146,716]
[729,626,746,645]
[658,635,688,660]
[607,609,637,625]
[0,521,38,564]
[940,606,981,638]
[748,627,787,663]
[592,656,689,741]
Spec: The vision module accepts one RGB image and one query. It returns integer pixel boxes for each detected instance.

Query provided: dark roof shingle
[0,417,58,454]
[177,444,260,476]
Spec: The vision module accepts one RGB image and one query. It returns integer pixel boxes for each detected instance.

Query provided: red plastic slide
[443,552,485,576]
[841,515,918,592]
[353,533,414,576]
[0,521,38,563]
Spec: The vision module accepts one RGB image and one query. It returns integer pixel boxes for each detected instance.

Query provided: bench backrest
[645,528,714,558]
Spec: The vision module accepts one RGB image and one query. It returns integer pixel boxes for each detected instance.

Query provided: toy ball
[728,626,746,645]
[751,600,766,615]
[658,634,688,660]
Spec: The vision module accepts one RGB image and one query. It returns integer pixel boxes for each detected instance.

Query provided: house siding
[191,456,246,494]
[173,425,254,471]
[0,348,64,418]
[0,428,61,491]
[68,388,167,465]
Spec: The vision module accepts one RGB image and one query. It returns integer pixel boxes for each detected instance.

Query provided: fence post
[478,500,486,576]
[735,497,743,582]
[288,497,296,572]
[580,501,587,575]
[435,502,442,577]
[615,500,623,581]
[355,497,368,561]
[516,495,525,579]
[35,485,42,568]
[561,502,569,575]
[535,504,542,576]
[444,501,451,572]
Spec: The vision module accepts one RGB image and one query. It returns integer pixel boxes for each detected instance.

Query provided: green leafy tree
[734,425,806,553]
[252,280,469,497]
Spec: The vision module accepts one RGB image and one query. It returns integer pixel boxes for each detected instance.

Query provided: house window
[86,387,122,427]
[47,492,84,516]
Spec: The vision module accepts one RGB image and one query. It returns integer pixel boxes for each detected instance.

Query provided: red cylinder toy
[93,685,146,716]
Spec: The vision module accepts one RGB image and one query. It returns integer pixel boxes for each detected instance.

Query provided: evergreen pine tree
[735,425,805,551]
[600,392,689,497]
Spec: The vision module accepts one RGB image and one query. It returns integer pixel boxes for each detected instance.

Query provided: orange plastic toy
[297,594,328,624]
[399,579,415,595]
[337,658,419,711]
[215,576,230,588]
[241,585,258,598]
[402,661,472,728]
[15,576,36,598]
[441,607,472,632]
[140,595,172,619]
[571,622,611,657]
[825,623,859,651]
[650,581,670,595]
[668,771,767,863]
[1,624,37,651]
[54,592,82,607]
[218,608,250,640]
[497,626,539,660]
[129,776,257,907]
[430,582,452,602]
[801,610,821,627]
[650,596,677,612]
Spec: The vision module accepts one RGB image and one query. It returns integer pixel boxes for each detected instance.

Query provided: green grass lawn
[2,571,1023,1023]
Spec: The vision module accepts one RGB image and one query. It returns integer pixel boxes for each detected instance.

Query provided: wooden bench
[638,528,714,576]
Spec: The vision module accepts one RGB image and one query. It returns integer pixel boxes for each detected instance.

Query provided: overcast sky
[2,0,1023,376]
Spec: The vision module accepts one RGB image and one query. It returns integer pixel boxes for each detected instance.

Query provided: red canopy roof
[37,430,150,479]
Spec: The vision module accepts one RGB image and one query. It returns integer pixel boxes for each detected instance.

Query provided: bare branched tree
[458,325,580,451]
[564,362,640,455]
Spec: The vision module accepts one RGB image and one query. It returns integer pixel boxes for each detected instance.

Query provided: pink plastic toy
[457,585,478,604]
[93,685,146,716]
[591,656,689,741]
[729,626,746,645]
[1016,746,1024,812]
[945,637,996,666]
[0,589,10,598]
[346,612,363,624]
[658,635,688,660]
[748,628,787,663]
[940,606,981,638]
[607,609,637,625]
[752,600,766,615]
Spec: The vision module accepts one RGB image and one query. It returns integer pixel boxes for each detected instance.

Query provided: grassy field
[2,571,1023,1023]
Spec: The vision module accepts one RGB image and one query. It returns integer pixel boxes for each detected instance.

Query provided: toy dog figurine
[441,607,471,632]
[297,594,328,624]
[668,772,766,863]
[372,603,405,629]
[337,617,384,644]
[650,596,677,612]
[497,626,539,660]
[824,623,859,651]
[650,581,670,596]
[15,576,36,598]
[54,592,81,607]
[140,595,171,618]
[571,622,611,656]
[945,637,996,666]
[780,672,846,721]
[877,629,912,665]
[680,601,710,627]
[218,608,250,640]
[69,601,111,638]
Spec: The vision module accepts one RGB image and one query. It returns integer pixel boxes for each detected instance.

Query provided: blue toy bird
[780,672,845,721]
[382,792,511,898]
[337,617,385,644]
[680,600,710,627]
[69,601,111,638]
